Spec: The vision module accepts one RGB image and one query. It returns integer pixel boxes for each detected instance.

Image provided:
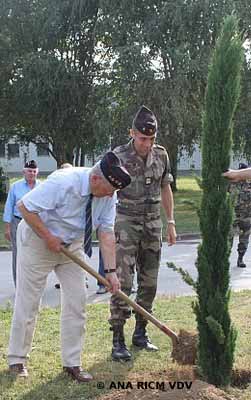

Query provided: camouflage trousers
[229,215,251,257]
[109,212,162,327]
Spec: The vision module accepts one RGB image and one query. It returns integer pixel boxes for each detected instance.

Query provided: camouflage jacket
[229,181,251,218]
[113,140,173,215]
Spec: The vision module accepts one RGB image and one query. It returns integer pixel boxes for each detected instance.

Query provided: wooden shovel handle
[61,246,178,344]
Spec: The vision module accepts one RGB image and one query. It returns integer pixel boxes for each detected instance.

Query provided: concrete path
[0,238,250,308]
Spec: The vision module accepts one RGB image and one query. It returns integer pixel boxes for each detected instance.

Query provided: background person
[229,163,251,268]
[109,105,176,361]
[3,160,39,286]
[8,152,131,382]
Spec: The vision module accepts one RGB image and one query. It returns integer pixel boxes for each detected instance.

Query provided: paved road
[0,238,250,308]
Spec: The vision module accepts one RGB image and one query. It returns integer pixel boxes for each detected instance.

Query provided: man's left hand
[105,272,121,294]
[167,224,176,246]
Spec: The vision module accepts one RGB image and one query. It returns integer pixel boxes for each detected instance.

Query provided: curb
[177,233,201,241]
[0,234,201,252]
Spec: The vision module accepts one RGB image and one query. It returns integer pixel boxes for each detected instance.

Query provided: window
[8,143,19,159]
[0,142,5,157]
[36,143,49,156]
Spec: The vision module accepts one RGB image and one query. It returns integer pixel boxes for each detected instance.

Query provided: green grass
[0,291,250,399]
[162,175,202,236]
[0,203,7,248]
[0,176,202,247]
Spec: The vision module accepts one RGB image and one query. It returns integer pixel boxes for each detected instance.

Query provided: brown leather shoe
[63,366,93,383]
[9,363,28,378]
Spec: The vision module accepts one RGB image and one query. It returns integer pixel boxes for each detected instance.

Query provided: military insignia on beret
[132,105,157,136]
[100,152,131,190]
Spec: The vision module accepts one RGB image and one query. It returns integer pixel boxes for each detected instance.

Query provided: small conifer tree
[194,15,243,386]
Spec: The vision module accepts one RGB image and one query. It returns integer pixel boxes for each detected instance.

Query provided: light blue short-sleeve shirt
[20,167,116,243]
[3,179,40,222]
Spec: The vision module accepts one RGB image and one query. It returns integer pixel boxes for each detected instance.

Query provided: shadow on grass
[0,349,143,400]
[0,368,19,395]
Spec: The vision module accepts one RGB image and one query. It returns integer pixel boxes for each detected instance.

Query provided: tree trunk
[80,147,86,166]
[75,146,80,166]
[160,135,178,192]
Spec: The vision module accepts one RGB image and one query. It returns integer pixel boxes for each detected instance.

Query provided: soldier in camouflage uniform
[109,105,176,361]
[229,163,251,268]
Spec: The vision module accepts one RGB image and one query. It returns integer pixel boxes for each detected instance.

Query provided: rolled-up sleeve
[98,194,117,233]
[3,187,15,223]
[161,152,173,187]
[21,178,61,213]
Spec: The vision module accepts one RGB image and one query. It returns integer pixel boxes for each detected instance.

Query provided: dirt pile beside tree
[99,378,235,400]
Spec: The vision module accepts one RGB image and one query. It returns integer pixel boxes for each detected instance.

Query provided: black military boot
[132,321,158,351]
[111,325,132,361]
[237,254,246,268]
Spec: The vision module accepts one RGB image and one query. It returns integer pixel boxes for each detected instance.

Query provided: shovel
[61,246,179,346]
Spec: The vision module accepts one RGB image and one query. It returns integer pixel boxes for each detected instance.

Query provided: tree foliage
[1,1,251,172]
[0,0,107,165]
[194,15,243,386]
[97,0,238,189]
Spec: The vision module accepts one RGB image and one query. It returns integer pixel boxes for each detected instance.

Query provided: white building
[0,140,56,175]
[0,140,248,176]
[177,144,248,172]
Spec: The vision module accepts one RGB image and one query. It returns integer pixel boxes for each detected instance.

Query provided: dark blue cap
[24,160,38,169]
[132,105,157,136]
[239,163,248,169]
[100,151,131,190]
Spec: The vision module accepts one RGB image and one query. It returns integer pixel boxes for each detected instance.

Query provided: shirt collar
[24,179,38,187]
[81,168,92,197]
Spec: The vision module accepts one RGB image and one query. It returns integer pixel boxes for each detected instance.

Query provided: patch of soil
[98,370,235,400]
[171,329,198,365]
[99,380,235,400]
[231,368,251,388]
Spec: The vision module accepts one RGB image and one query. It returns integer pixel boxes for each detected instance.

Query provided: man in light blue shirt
[8,152,131,383]
[3,160,39,286]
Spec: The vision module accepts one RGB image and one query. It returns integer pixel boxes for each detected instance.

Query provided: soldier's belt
[117,201,160,215]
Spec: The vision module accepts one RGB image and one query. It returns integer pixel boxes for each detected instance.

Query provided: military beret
[100,151,131,190]
[132,105,157,136]
[24,159,38,169]
[239,162,248,169]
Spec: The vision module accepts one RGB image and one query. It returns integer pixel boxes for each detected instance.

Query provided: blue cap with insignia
[100,151,131,190]
[24,160,38,169]
[132,105,157,136]
[239,163,248,169]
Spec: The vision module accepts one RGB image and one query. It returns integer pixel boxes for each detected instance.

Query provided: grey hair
[90,161,106,180]
[60,163,73,169]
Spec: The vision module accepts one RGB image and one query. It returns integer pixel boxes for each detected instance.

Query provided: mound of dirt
[171,329,198,365]
[231,368,251,388]
[99,377,235,400]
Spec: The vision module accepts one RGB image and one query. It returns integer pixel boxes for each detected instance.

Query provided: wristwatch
[167,219,176,226]
[104,268,116,274]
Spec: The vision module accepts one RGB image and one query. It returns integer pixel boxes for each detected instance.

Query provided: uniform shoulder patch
[114,143,129,155]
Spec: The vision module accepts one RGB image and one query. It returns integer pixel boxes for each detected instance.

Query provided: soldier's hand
[167,224,176,246]
[222,170,241,182]
[105,272,121,294]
